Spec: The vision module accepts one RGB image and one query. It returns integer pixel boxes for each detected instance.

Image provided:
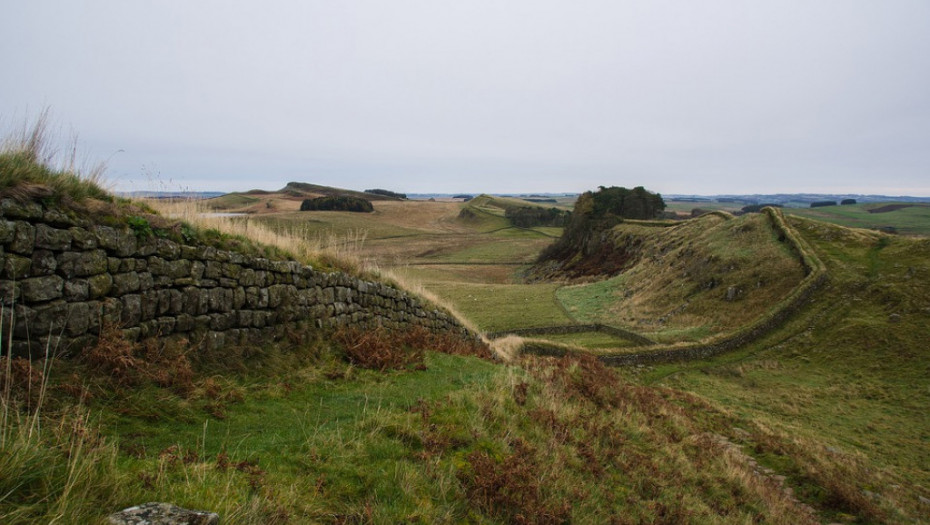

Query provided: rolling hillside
[3,140,929,522]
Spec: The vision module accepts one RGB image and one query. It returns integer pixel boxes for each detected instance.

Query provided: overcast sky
[2,1,929,195]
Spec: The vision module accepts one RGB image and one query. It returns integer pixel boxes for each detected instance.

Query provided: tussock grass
[148,198,354,270]
[0,111,110,204]
[1,314,133,523]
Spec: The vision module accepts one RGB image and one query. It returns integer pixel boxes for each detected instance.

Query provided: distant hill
[280,182,401,201]
[199,181,403,214]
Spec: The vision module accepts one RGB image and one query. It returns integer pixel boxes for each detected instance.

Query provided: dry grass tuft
[459,437,571,524]
[80,323,196,394]
[333,325,492,371]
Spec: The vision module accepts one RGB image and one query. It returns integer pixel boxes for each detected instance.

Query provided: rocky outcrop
[108,502,219,525]
[0,198,473,358]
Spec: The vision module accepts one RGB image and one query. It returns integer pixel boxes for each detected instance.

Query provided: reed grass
[0,110,109,203]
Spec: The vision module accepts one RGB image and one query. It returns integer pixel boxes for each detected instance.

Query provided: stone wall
[0,199,472,358]
[520,207,830,366]
[487,323,655,346]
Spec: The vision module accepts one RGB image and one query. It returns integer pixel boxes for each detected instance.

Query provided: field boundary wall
[0,199,473,358]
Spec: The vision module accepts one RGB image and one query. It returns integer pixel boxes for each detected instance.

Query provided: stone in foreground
[107,502,219,525]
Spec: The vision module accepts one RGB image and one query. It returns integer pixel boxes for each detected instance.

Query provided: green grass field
[421,282,572,332]
[785,202,930,236]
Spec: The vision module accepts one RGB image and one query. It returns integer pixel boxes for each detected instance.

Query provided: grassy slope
[4,196,929,522]
[650,218,930,520]
[6,337,848,524]
[557,212,807,343]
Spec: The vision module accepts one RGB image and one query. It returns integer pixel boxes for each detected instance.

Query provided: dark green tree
[538,186,664,264]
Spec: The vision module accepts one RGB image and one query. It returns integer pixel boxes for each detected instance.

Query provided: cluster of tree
[364,189,406,199]
[504,206,571,228]
[300,196,374,212]
[841,198,857,205]
[584,186,666,220]
[810,201,837,208]
[538,186,665,264]
[453,194,474,201]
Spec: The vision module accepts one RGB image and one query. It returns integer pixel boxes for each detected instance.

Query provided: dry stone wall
[0,199,472,358]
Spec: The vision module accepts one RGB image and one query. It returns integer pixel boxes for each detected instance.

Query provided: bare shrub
[0,357,45,411]
[334,325,492,371]
[333,326,425,371]
[459,438,570,524]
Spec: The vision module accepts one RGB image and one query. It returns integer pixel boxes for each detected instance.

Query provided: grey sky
[2,1,929,195]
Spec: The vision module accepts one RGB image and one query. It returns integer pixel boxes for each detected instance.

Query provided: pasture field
[784,202,930,236]
[416,281,571,333]
[664,199,746,215]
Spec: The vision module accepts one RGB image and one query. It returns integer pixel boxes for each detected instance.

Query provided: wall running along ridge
[0,199,473,358]
[517,207,829,366]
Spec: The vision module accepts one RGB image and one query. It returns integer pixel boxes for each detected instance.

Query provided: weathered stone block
[182,287,204,316]
[168,289,183,315]
[94,225,138,257]
[0,199,43,220]
[0,219,16,243]
[223,262,242,279]
[112,272,141,295]
[57,249,108,277]
[138,272,154,291]
[208,287,233,312]
[155,238,180,259]
[87,273,113,298]
[10,221,36,255]
[118,258,137,272]
[69,227,97,249]
[204,261,222,280]
[210,312,236,331]
[34,224,72,251]
[65,301,94,336]
[21,275,64,302]
[154,316,176,335]
[175,313,195,332]
[31,300,69,336]
[136,238,157,257]
[237,309,253,327]
[101,297,123,325]
[63,279,90,301]
[29,250,57,276]
[42,208,77,227]
[106,501,219,525]
[141,290,159,321]
[232,287,246,309]
[120,294,142,325]
[3,253,32,279]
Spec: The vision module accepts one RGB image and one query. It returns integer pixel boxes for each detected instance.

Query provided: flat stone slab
[107,502,219,525]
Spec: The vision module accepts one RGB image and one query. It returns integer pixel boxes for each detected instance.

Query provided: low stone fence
[487,323,654,346]
[0,199,472,358]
